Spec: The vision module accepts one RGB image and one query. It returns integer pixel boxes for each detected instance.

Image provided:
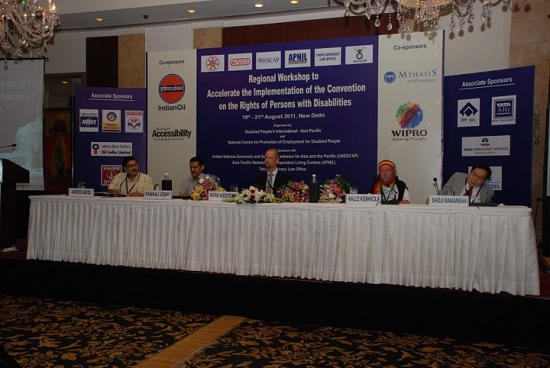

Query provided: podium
[0,159,29,248]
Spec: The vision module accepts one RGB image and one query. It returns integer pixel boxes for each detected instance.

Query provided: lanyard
[124,173,140,194]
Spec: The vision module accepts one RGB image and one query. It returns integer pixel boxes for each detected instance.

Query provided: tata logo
[384,71,396,84]
[481,138,490,146]
[158,74,185,104]
[229,58,251,66]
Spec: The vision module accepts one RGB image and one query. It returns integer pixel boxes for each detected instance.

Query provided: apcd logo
[391,102,427,141]
[159,74,185,104]
[384,71,396,84]
[229,57,251,67]
[206,56,220,71]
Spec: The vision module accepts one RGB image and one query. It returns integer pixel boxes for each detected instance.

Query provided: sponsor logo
[457,99,480,127]
[314,47,341,67]
[391,102,427,142]
[151,127,192,141]
[79,109,99,132]
[345,45,373,65]
[206,56,220,70]
[285,49,311,68]
[125,110,144,133]
[492,95,516,125]
[384,71,396,84]
[91,142,132,157]
[102,110,121,132]
[159,74,185,104]
[230,58,251,66]
[256,51,281,70]
[462,135,511,156]
[128,117,141,130]
[101,165,122,186]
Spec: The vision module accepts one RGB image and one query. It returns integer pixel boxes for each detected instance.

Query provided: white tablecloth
[27,196,540,295]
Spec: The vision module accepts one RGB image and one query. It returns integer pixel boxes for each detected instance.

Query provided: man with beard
[253,148,291,196]
[108,156,153,197]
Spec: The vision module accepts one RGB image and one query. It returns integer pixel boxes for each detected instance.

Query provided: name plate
[429,195,469,207]
[208,191,236,201]
[144,190,172,200]
[69,188,94,197]
[345,194,381,206]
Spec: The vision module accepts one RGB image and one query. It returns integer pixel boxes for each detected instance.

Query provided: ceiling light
[187,9,196,14]
[338,0,493,33]
[290,0,299,4]
[95,18,104,22]
[0,0,60,58]
[254,3,264,8]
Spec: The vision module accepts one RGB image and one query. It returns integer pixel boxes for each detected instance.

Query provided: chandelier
[0,0,60,58]
[339,0,496,33]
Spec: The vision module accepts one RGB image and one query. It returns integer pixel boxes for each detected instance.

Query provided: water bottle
[162,172,172,191]
[309,174,319,203]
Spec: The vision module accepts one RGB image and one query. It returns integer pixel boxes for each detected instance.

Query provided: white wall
[45,4,511,75]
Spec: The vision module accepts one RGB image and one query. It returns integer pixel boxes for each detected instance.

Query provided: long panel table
[27,195,540,295]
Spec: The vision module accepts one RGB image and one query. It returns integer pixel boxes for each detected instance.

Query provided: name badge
[345,194,381,206]
[69,188,94,197]
[429,195,469,207]
[144,190,172,200]
[208,191,236,201]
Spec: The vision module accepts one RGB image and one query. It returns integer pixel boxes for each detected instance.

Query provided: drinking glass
[350,187,358,194]
[78,182,86,188]
[230,185,239,192]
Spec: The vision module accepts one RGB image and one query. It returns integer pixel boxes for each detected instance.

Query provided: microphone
[433,177,440,195]
[0,143,16,149]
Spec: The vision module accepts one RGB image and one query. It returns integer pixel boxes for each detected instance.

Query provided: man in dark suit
[253,148,291,195]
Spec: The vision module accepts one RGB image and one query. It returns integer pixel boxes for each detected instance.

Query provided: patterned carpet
[1,294,549,368]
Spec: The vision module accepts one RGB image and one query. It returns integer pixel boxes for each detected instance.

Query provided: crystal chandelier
[0,0,60,58]
[339,0,496,33]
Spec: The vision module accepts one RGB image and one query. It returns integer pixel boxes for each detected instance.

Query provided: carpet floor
[0,294,548,368]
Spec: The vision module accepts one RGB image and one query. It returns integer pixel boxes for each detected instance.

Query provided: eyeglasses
[126,163,139,168]
[470,171,486,181]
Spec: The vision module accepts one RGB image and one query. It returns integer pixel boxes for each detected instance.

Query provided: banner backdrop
[196,37,380,192]
[378,33,444,203]
[443,66,534,206]
[0,59,45,190]
[147,50,197,192]
[74,87,147,191]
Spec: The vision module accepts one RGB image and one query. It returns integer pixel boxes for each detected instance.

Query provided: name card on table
[144,190,172,200]
[428,195,469,207]
[68,188,94,197]
[345,194,381,206]
[208,191,236,201]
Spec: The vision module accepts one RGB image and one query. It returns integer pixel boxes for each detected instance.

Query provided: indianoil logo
[158,74,185,104]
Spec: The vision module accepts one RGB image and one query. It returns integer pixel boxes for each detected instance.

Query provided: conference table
[26,195,540,296]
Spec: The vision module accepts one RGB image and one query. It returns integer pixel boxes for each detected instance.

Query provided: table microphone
[433,177,440,195]
[0,143,16,149]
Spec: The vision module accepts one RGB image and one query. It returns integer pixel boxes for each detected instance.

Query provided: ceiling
[54,0,340,31]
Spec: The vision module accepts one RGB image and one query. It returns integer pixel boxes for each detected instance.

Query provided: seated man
[108,156,153,197]
[369,160,410,204]
[179,156,220,196]
[441,163,494,203]
[253,148,291,195]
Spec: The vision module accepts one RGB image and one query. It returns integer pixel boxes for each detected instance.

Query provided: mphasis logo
[395,69,438,84]
[151,126,192,141]
[158,74,186,112]
[391,102,427,142]
[491,95,516,125]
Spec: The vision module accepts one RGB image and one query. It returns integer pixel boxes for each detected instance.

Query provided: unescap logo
[384,71,397,84]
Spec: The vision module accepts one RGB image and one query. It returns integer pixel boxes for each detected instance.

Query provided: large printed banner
[378,33,444,203]
[74,87,147,191]
[197,37,379,192]
[147,50,197,189]
[443,66,534,206]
